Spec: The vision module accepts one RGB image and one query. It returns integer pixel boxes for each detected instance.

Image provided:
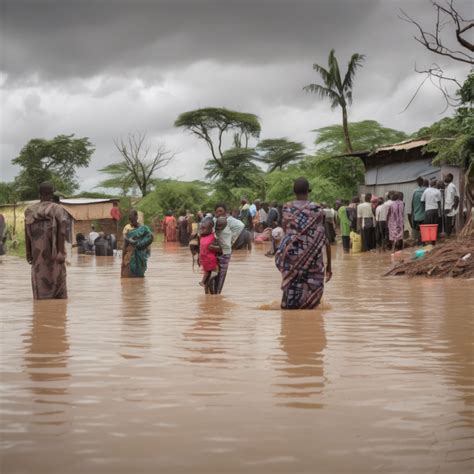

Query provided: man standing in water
[24,182,68,299]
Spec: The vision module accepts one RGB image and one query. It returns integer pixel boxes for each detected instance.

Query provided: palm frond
[312,63,333,88]
[343,53,366,94]
[328,49,343,93]
[303,84,342,109]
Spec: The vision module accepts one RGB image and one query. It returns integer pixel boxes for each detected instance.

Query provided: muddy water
[1,242,473,473]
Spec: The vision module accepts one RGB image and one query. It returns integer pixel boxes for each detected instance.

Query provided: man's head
[293,177,310,197]
[39,181,54,201]
[214,203,227,218]
[91,224,96,231]
[364,192,372,203]
[444,173,453,184]
[261,202,269,211]
[129,209,139,226]
[270,201,278,208]
[240,198,247,205]
[352,196,360,204]
[215,216,228,231]
[423,179,429,187]
[335,199,341,210]
[416,176,424,187]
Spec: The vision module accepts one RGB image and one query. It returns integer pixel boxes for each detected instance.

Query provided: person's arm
[325,243,332,283]
[56,220,66,264]
[25,222,32,264]
[209,238,222,254]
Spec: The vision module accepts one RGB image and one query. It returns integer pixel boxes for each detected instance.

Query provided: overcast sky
[0,0,471,191]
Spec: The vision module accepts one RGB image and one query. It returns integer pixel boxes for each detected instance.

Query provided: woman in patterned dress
[275,177,332,309]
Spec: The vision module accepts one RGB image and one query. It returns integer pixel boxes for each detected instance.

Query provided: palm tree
[304,49,365,153]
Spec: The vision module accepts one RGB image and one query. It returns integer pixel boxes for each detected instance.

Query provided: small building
[346,139,461,222]
[59,198,120,239]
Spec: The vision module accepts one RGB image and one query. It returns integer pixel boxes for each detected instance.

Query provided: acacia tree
[256,139,305,172]
[303,49,365,153]
[174,107,261,171]
[12,134,94,200]
[109,133,174,197]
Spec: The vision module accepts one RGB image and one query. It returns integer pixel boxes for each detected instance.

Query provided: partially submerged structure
[59,198,120,238]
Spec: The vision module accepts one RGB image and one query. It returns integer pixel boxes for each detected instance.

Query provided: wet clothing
[208,254,231,295]
[178,217,189,246]
[24,201,68,299]
[232,229,252,250]
[266,207,279,228]
[199,233,218,272]
[163,215,177,242]
[388,200,404,242]
[121,224,153,278]
[275,200,327,310]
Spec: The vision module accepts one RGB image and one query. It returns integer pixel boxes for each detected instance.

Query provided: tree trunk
[342,106,353,153]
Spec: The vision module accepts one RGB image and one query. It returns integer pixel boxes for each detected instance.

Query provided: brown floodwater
[0,242,473,473]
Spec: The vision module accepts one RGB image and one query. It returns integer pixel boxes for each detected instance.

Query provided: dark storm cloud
[2,0,389,80]
[1,0,471,188]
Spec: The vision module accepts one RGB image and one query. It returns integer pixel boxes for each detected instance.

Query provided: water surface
[1,242,473,473]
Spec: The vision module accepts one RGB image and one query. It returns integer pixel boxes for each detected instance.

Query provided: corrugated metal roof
[60,198,116,205]
[375,139,430,153]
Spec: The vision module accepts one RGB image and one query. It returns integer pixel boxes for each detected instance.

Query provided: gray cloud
[1,0,471,190]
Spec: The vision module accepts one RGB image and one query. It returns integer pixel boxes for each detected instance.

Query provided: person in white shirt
[421,180,442,224]
[421,179,442,244]
[357,193,376,251]
[87,225,100,251]
[443,173,459,236]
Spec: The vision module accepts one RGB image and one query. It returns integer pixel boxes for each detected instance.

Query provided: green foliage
[256,138,305,172]
[264,166,346,205]
[0,182,20,205]
[137,180,209,222]
[12,134,94,200]
[314,121,408,153]
[175,107,261,167]
[205,147,262,188]
[96,162,135,195]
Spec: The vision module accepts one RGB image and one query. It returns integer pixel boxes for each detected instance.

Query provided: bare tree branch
[114,132,175,197]
[399,2,474,64]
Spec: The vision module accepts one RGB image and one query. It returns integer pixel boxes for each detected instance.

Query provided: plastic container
[420,224,438,243]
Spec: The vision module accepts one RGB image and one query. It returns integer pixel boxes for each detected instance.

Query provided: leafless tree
[114,133,174,197]
[400,0,473,111]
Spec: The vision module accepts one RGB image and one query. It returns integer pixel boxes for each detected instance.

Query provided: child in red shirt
[198,219,221,287]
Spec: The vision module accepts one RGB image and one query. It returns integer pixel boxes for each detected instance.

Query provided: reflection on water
[0,247,473,473]
[120,279,151,359]
[274,311,326,409]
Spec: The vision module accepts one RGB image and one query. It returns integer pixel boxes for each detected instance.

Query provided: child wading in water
[198,219,221,287]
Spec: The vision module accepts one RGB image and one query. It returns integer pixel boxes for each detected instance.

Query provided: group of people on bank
[334,173,460,254]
